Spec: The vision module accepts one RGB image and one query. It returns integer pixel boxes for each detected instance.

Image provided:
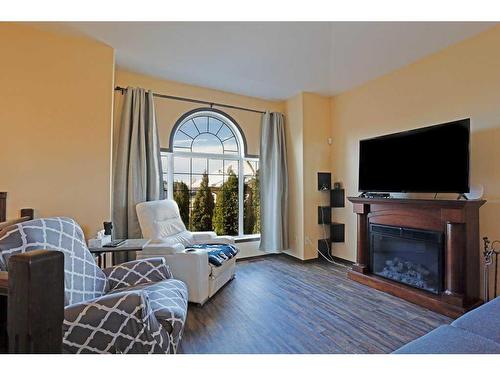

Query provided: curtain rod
[115,86,267,115]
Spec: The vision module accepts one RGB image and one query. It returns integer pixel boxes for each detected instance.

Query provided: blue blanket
[188,244,239,267]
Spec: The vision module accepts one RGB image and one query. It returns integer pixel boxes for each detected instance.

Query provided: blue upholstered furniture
[394,297,500,354]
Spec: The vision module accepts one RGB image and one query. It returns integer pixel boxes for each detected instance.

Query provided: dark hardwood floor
[180,255,452,354]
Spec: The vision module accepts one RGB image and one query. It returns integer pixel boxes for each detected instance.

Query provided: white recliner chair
[136,199,237,305]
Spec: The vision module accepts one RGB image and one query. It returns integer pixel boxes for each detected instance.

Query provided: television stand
[457,194,469,200]
[359,192,391,199]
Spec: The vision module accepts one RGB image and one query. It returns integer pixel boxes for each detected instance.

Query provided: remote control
[103,240,126,248]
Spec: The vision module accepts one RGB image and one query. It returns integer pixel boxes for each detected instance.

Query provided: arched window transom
[172,111,244,157]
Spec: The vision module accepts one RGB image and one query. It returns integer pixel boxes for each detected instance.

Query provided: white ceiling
[52,22,495,100]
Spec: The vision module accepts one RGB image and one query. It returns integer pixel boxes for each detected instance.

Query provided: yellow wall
[114,69,284,155]
[330,25,500,273]
[303,93,332,260]
[285,94,305,259]
[0,23,115,237]
[285,92,332,260]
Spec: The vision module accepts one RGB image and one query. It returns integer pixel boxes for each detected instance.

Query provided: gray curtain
[259,112,289,252]
[113,87,163,262]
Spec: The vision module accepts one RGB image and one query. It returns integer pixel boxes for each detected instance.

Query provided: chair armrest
[165,250,210,277]
[192,231,235,245]
[0,271,7,295]
[63,291,170,354]
[191,231,217,243]
[142,241,185,256]
[210,235,235,245]
[154,250,210,304]
[103,258,172,291]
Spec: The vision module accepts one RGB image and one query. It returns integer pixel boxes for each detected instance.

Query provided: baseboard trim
[236,253,279,262]
[280,252,316,263]
[236,251,354,266]
[235,235,260,244]
[300,257,318,263]
[281,250,304,261]
[282,252,355,266]
[330,256,354,266]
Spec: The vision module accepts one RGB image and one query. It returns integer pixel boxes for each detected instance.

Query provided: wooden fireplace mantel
[347,196,486,318]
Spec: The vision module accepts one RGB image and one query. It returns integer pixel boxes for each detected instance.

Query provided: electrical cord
[317,245,349,268]
[318,207,350,269]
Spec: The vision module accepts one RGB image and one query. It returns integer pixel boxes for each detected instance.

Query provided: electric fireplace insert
[370,224,444,294]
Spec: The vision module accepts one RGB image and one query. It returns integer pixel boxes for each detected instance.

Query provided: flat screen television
[358,119,470,193]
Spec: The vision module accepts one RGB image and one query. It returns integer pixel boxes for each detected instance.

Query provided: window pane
[192,157,208,174]
[161,152,169,198]
[217,124,234,141]
[174,174,190,188]
[174,156,190,174]
[224,160,239,175]
[244,175,260,235]
[244,160,257,176]
[192,133,223,154]
[161,155,169,173]
[173,131,192,151]
[209,159,223,175]
[173,178,190,229]
[209,174,223,188]
[163,176,168,197]
[180,121,199,138]
[191,174,205,190]
[243,159,260,235]
[209,117,223,134]
[223,137,238,153]
[214,171,239,236]
[193,116,208,133]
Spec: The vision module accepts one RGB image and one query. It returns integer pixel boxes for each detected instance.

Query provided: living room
[1,0,499,372]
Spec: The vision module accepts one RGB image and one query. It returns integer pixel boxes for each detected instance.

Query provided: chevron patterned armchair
[0,217,188,354]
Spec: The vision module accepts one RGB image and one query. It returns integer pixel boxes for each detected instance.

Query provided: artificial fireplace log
[347,197,486,318]
[380,257,434,291]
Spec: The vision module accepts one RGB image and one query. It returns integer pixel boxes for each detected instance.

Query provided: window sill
[234,234,260,243]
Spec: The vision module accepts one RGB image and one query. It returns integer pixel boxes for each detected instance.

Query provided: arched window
[161,109,260,237]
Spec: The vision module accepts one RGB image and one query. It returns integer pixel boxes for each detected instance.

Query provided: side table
[88,239,150,268]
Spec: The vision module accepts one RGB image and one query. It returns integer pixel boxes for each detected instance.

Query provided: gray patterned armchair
[0,217,188,354]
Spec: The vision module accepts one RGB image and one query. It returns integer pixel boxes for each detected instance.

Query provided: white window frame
[164,110,259,237]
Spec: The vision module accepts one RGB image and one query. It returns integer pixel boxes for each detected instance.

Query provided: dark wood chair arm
[5,250,64,353]
[0,271,7,296]
[0,208,35,233]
